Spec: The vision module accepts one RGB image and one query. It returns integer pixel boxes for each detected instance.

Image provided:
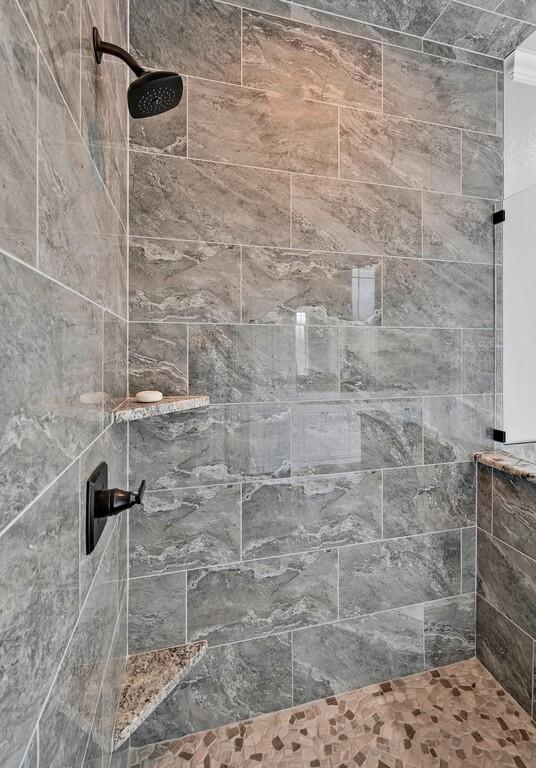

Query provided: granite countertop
[114,640,208,749]
[474,450,536,484]
[113,395,210,423]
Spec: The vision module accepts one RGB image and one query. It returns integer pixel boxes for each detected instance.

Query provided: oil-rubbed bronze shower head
[92,27,183,119]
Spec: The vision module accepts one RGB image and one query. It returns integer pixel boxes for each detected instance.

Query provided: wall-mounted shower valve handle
[94,479,146,519]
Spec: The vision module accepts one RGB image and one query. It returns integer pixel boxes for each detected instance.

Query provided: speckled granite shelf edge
[113,641,208,750]
[474,450,536,484]
[113,395,210,423]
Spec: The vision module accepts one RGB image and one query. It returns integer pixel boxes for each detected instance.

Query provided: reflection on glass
[352,267,376,323]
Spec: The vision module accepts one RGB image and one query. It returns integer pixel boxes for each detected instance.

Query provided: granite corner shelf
[474,449,536,485]
[114,640,208,750]
[113,395,210,423]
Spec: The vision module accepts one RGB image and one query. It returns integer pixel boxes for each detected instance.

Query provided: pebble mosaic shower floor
[129,658,536,767]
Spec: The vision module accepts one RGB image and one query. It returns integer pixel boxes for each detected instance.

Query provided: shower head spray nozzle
[92,27,183,119]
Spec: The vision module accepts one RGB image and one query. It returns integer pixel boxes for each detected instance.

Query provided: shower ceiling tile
[422,40,503,71]
[425,1,535,58]
[497,0,536,23]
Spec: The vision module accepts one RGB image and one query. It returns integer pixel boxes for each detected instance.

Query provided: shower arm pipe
[93,27,145,77]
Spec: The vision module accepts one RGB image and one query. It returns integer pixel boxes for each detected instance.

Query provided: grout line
[184,570,188,643]
[35,49,40,270]
[478,593,536,643]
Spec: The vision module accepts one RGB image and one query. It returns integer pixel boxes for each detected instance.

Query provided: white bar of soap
[135,390,163,403]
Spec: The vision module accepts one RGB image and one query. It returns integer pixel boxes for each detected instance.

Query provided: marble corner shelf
[113,395,210,423]
[114,640,208,750]
[475,450,536,485]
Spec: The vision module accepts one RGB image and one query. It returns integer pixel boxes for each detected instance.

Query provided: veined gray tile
[425,2,535,58]
[340,327,462,397]
[492,472,536,559]
[242,471,382,558]
[462,132,503,199]
[189,79,338,176]
[462,527,476,593]
[129,404,290,490]
[477,529,536,638]
[291,0,449,36]
[477,465,493,533]
[129,322,187,397]
[0,253,102,524]
[79,424,127,605]
[476,595,533,714]
[242,11,382,109]
[422,192,494,264]
[463,329,494,394]
[129,572,186,654]
[0,2,37,264]
[383,462,475,538]
[339,531,462,618]
[0,465,78,768]
[129,80,187,156]
[19,0,80,122]
[131,635,292,746]
[40,524,119,768]
[38,57,127,316]
[101,596,127,765]
[130,153,290,247]
[130,484,241,576]
[290,4,422,49]
[20,731,38,768]
[383,258,494,328]
[291,398,422,475]
[497,0,536,23]
[103,314,127,422]
[129,238,240,323]
[292,605,424,705]
[292,175,422,258]
[130,0,241,83]
[424,594,476,668]
[187,550,337,645]
[241,247,381,326]
[422,40,503,71]
[188,324,339,402]
[423,394,494,463]
[340,110,461,193]
[383,46,497,134]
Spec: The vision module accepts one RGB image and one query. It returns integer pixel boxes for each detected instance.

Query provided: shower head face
[128,70,183,118]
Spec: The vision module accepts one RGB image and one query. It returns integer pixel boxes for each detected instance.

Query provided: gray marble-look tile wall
[0,0,128,765]
[476,468,536,717]
[126,0,499,748]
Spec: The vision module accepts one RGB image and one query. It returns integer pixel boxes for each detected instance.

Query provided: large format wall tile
[462,527,476,593]
[242,11,382,109]
[422,193,494,264]
[422,39,503,71]
[498,0,536,23]
[292,175,422,258]
[130,0,241,83]
[242,471,382,559]
[0,2,37,265]
[425,2,534,58]
[478,529,536,637]
[187,550,338,645]
[476,596,533,714]
[463,329,495,394]
[103,315,128,423]
[340,327,462,397]
[20,732,38,768]
[340,110,461,192]
[0,254,102,525]
[423,395,494,462]
[292,606,424,705]
[291,399,422,475]
[383,46,497,133]
[129,238,240,323]
[188,324,339,402]
[129,84,187,156]
[383,258,494,328]
[189,79,338,176]
[492,472,536,559]
[130,484,241,577]
[129,405,291,490]
[129,322,187,396]
[0,465,78,768]
[339,531,461,618]
[128,572,186,653]
[383,462,475,538]
[241,247,381,326]
[130,153,290,247]
[424,594,476,668]
[462,132,503,199]
[477,465,493,533]
[131,635,292,746]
